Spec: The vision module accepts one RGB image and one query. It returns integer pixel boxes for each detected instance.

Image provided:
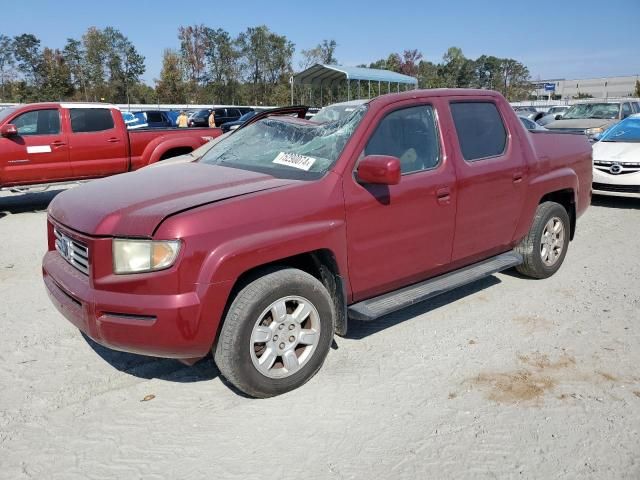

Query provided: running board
[347,251,523,322]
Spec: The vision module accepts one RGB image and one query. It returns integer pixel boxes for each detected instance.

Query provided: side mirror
[555,114,563,120]
[356,155,401,185]
[0,124,18,137]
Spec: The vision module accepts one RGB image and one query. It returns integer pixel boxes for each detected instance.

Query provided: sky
[2,0,639,85]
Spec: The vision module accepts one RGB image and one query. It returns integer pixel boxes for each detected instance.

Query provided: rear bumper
[42,251,228,360]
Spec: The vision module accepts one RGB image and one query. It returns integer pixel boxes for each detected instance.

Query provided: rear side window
[364,105,440,174]
[450,102,507,161]
[70,108,115,133]
[12,109,60,136]
[622,103,632,118]
[146,111,164,123]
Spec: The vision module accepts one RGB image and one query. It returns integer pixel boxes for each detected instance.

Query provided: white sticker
[27,145,52,154]
[273,152,316,171]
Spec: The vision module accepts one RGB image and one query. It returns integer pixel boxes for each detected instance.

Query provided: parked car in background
[43,90,591,398]
[121,111,147,129]
[513,106,544,122]
[0,102,222,190]
[133,110,174,128]
[518,115,547,131]
[312,100,369,123]
[592,113,640,198]
[545,101,639,139]
[220,110,257,132]
[537,106,571,126]
[189,107,253,127]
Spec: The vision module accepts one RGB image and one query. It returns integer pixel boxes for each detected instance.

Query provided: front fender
[194,220,349,296]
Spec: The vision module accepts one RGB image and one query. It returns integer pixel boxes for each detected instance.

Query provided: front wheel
[515,201,570,279]
[214,268,335,398]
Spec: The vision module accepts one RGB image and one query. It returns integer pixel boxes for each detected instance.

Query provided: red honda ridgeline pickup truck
[0,103,221,190]
[42,90,592,397]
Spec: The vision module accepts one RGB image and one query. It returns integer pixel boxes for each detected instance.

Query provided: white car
[592,113,640,198]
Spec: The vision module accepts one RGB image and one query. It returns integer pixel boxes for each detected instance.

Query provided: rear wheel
[516,201,570,279]
[214,268,335,398]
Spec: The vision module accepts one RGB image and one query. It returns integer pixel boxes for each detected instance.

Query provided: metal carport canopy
[291,63,418,87]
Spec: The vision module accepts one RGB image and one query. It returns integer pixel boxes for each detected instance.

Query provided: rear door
[447,99,527,264]
[0,107,70,185]
[67,107,128,177]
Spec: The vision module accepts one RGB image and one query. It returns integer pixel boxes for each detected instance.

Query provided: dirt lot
[1,189,639,480]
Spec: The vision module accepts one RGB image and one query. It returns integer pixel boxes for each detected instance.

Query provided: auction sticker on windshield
[273,152,316,171]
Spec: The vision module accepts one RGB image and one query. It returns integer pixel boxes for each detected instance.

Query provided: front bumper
[592,167,640,199]
[42,250,227,360]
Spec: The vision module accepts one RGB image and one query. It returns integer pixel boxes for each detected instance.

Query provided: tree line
[0,26,536,106]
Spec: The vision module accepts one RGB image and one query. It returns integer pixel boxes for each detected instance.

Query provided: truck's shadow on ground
[346,275,501,340]
[0,188,68,216]
[591,194,640,210]
[82,333,219,383]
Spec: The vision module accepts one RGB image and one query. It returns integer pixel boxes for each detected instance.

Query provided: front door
[0,108,69,186]
[342,102,457,301]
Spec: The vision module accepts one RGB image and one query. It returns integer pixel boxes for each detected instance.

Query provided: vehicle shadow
[592,194,640,210]
[0,188,68,216]
[345,275,501,340]
[81,333,219,383]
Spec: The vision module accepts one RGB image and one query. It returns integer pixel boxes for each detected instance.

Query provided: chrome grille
[54,228,89,275]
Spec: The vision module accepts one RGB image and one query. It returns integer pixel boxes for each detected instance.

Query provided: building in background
[532,75,639,99]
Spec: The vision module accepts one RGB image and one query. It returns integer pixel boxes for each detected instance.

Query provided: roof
[292,64,418,87]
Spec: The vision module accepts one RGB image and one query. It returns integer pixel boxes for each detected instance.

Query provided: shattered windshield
[199,106,367,179]
[563,103,619,120]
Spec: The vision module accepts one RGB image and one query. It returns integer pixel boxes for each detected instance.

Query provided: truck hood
[545,118,615,130]
[49,163,298,236]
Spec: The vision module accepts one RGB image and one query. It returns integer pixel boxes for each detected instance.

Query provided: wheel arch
[214,249,349,344]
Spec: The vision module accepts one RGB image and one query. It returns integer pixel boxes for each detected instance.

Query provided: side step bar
[347,251,523,322]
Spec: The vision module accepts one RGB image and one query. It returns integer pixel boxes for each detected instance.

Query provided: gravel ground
[0,189,639,480]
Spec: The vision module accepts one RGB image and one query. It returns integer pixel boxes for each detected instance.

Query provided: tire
[515,201,570,279]
[214,267,335,398]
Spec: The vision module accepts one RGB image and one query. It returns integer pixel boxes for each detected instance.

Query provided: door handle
[107,138,120,143]
[51,140,66,147]
[513,172,524,183]
[436,186,451,205]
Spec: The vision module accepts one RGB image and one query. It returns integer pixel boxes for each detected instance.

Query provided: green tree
[39,48,73,100]
[500,58,530,100]
[0,34,14,100]
[63,38,88,100]
[203,27,240,103]
[300,39,338,68]
[155,49,186,103]
[634,80,640,97]
[236,25,294,105]
[13,33,42,87]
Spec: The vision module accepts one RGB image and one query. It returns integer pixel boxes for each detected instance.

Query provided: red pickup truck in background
[42,89,592,398]
[0,103,221,190]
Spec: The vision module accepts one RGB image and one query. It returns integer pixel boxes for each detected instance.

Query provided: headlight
[113,239,181,274]
[585,127,603,136]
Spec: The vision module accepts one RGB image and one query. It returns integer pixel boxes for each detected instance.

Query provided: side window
[622,103,632,118]
[146,111,163,123]
[12,109,60,136]
[450,102,507,161]
[364,105,440,174]
[70,108,115,133]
